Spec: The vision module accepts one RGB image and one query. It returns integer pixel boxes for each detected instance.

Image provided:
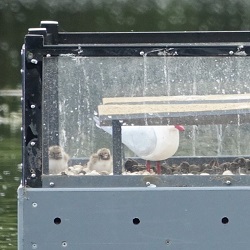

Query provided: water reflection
[0,96,21,249]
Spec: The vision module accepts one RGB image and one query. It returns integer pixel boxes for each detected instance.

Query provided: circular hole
[54,217,61,225]
[221,217,229,224]
[133,217,140,225]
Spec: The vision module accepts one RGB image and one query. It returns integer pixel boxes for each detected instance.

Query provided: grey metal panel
[17,186,24,250]
[19,186,250,250]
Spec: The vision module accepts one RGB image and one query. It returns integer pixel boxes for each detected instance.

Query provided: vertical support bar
[112,120,122,175]
[23,34,44,187]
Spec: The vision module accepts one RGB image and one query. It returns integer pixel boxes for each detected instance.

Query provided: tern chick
[87,148,113,174]
[49,145,69,174]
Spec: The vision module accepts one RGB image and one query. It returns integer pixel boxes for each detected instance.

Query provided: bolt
[50,182,55,187]
[32,202,38,208]
[31,59,38,64]
[62,241,67,247]
[165,239,171,245]
[32,243,37,249]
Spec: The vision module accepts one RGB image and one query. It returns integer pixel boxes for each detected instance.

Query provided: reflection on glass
[43,56,250,176]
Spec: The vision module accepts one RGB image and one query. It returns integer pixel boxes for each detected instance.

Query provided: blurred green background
[1,0,250,248]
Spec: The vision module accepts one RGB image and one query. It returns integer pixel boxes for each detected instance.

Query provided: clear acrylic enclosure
[42,55,250,180]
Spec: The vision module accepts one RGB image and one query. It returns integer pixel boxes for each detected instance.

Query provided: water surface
[0,96,21,250]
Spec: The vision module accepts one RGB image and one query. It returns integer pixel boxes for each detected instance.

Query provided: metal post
[112,120,122,175]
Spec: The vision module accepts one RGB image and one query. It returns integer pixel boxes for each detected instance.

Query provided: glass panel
[43,56,250,179]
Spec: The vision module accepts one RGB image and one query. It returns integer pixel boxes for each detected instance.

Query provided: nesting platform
[98,94,250,126]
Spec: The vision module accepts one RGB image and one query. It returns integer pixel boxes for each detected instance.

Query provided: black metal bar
[112,120,122,175]
[57,31,250,44]
[22,33,46,187]
[25,45,250,58]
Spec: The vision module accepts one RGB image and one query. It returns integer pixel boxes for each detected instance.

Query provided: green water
[0,111,21,249]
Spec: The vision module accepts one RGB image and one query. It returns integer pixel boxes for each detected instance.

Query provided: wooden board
[98,94,250,126]
[103,94,250,104]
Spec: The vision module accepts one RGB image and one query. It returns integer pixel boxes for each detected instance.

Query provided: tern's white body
[97,124,180,161]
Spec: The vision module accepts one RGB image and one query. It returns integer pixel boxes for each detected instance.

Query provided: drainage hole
[54,217,61,225]
[221,217,229,224]
[133,218,140,225]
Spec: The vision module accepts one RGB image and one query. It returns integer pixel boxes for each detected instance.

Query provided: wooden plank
[98,102,250,116]
[98,94,250,125]
[102,94,250,105]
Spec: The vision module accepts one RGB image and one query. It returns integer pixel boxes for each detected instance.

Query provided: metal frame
[19,21,250,250]
[22,21,250,187]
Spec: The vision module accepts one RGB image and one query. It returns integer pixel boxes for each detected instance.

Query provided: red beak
[174,125,185,131]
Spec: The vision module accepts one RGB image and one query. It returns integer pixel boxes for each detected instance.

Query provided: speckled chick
[87,148,113,174]
[49,145,69,174]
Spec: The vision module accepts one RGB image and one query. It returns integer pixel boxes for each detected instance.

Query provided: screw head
[32,243,37,249]
[31,173,36,178]
[49,182,55,187]
[32,202,38,208]
[62,241,67,247]
[31,58,38,64]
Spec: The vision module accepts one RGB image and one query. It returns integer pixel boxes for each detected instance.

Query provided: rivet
[225,180,231,185]
[32,202,38,208]
[31,173,36,178]
[31,243,37,249]
[30,142,35,146]
[50,182,55,187]
[31,58,38,64]
[229,51,234,55]
[31,104,35,109]
[165,239,171,245]
[62,241,67,247]
[140,51,144,56]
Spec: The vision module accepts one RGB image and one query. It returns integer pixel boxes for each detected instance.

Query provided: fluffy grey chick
[49,145,69,174]
[87,148,113,174]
